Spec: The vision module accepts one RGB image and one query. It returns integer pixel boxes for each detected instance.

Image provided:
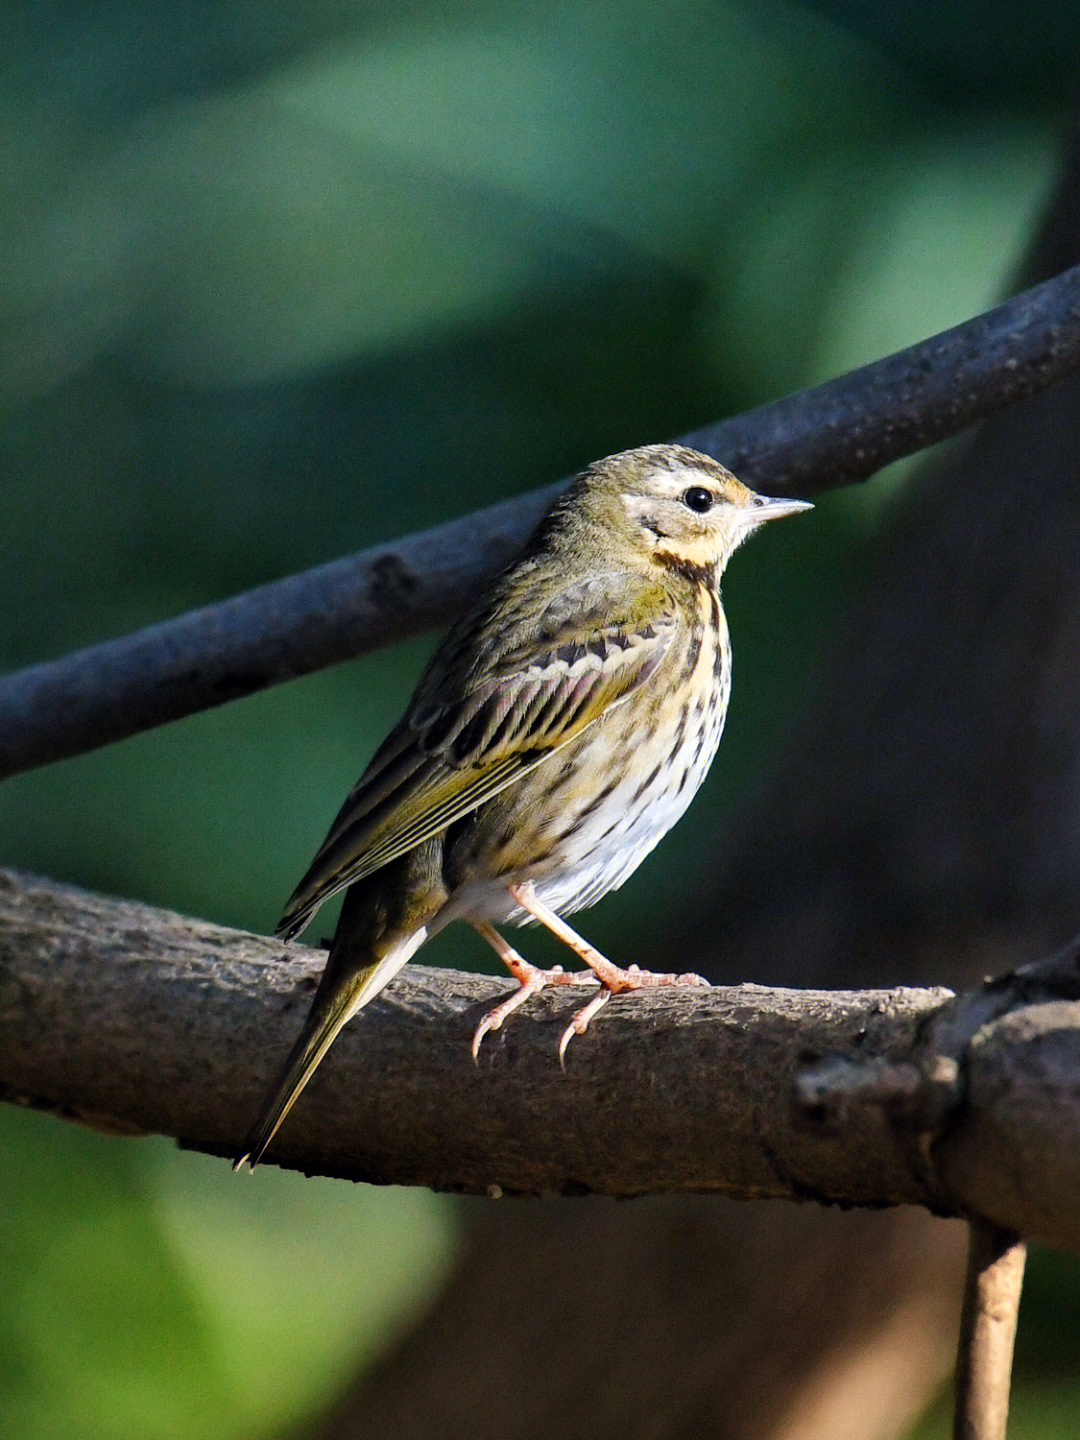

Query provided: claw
[470,920,599,1060]
[557,987,612,1069]
[470,906,709,1063]
[554,968,708,1065]
[471,966,547,1061]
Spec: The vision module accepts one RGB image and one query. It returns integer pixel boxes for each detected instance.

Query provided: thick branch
[3,262,1080,779]
[3,866,1080,1252]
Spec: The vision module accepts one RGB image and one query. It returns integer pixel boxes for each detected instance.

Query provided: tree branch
[3,865,1080,1252]
[3,262,1080,780]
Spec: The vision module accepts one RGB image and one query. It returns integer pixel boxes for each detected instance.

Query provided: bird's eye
[682,486,714,513]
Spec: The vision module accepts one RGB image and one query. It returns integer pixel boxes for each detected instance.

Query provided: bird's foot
[579,958,711,994]
[505,881,709,1065]
[555,962,709,1068]
[472,902,709,1065]
[472,944,601,1059]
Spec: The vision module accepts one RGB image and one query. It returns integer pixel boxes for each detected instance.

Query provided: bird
[236,444,811,1168]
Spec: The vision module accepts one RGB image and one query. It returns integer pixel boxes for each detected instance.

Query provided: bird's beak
[747,495,813,525]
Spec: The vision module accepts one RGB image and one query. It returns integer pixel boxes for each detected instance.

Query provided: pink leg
[470,919,597,1061]
[507,881,710,1063]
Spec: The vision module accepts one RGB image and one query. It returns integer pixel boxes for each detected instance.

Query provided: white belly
[453,671,728,926]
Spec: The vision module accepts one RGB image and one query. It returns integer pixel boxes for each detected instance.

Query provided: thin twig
[2,264,1080,779]
[953,1222,1027,1440]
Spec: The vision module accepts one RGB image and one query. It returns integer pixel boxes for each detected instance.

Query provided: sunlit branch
[2,263,1080,780]
[3,866,1080,1255]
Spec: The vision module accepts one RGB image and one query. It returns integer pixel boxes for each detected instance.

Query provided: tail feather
[275,896,320,944]
[235,929,427,1170]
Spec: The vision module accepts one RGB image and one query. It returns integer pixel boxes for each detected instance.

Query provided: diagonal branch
[3,263,1080,780]
[3,865,1080,1254]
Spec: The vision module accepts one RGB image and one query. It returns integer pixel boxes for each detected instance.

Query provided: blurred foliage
[0,1106,455,1439]
[0,0,1076,1436]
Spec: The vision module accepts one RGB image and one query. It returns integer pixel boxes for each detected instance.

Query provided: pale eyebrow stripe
[621,469,721,502]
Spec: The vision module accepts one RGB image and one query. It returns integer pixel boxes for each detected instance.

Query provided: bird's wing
[276,577,675,938]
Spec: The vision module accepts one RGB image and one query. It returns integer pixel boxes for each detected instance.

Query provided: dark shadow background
[2,2,1078,1437]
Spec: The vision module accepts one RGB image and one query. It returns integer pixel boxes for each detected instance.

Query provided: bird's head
[578,444,812,582]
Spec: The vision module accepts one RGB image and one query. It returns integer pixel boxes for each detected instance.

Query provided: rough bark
[5,866,1080,1253]
[2,261,1079,778]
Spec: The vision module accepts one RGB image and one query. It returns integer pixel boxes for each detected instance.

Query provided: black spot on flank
[547,758,577,795]
[681,626,703,679]
[568,774,622,827]
[555,641,586,666]
[632,761,665,802]
[691,723,707,769]
[594,815,626,845]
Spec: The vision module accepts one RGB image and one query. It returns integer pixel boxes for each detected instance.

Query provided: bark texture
[5,867,1080,1249]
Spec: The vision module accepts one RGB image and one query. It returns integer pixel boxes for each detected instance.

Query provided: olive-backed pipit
[237,444,810,1167]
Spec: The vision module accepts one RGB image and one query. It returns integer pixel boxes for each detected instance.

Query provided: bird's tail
[235,927,427,1171]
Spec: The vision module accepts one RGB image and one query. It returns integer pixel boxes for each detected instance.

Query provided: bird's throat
[653,546,718,590]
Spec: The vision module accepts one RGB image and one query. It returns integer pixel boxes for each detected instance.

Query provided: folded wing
[277,576,675,939]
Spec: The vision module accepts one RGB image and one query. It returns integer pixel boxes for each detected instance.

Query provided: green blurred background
[1,1,1077,1435]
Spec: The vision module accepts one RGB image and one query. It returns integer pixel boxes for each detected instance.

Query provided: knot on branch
[792,942,1080,1239]
[795,1054,961,1131]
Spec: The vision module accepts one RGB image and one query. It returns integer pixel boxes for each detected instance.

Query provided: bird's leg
[469,918,598,1061]
[507,881,710,1063]
[507,881,710,991]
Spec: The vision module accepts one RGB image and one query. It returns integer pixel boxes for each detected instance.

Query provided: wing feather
[277,576,675,939]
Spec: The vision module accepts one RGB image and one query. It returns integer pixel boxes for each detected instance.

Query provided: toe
[557,989,612,1069]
